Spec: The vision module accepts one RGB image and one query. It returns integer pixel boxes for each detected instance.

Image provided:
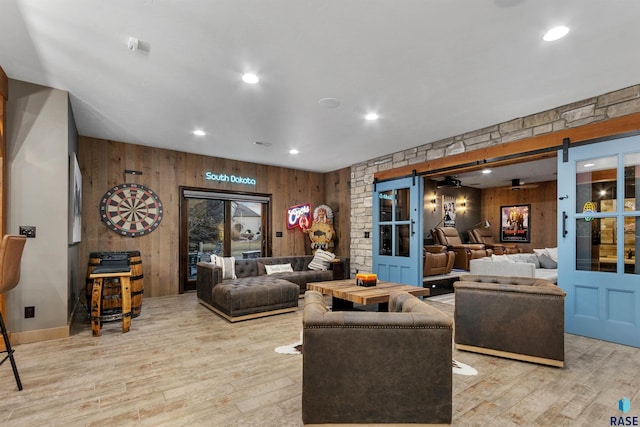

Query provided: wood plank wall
[323,168,351,257]
[480,180,557,252]
[78,137,351,297]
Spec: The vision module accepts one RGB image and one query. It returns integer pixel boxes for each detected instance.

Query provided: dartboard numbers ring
[100,183,163,237]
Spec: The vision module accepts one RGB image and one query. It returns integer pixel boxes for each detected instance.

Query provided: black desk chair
[0,234,27,391]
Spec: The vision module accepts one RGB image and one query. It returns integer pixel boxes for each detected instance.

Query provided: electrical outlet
[24,306,35,318]
[19,226,36,238]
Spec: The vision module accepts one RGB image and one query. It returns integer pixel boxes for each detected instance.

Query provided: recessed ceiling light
[193,129,206,136]
[584,163,595,167]
[482,169,492,174]
[365,113,379,121]
[543,26,569,42]
[242,73,260,84]
[289,149,299,155]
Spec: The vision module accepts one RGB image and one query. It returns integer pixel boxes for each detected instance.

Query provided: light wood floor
[1,293,638,426]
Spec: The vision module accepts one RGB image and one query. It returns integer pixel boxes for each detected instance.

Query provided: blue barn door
[372,176,423,286]
[557,135,640,347]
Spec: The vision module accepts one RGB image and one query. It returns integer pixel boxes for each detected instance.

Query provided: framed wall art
[442,195,456,227]
[500,204,530,243]
[69,153,82,244]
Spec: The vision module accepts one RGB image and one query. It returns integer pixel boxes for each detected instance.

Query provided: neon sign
[287,204,311,229]
[205,172,256,185]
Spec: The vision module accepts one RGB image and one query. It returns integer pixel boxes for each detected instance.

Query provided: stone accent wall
[349,84,640,277]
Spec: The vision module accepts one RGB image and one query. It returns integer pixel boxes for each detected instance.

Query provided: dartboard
[100,183,163,237]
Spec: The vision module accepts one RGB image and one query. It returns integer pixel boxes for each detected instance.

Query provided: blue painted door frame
[558,135,640,347]
[372,176,423,286]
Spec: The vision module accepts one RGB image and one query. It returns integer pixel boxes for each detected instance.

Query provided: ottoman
[205,277,300,322]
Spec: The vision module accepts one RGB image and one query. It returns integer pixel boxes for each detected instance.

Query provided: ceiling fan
[507,178,538,190]
[436,176,461,188]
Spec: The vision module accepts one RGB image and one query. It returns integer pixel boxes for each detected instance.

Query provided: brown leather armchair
[469,227,521,254]
[432,226,491,270]
[302,290,453,424]
[454,274,565,367]
[423,245,455,276]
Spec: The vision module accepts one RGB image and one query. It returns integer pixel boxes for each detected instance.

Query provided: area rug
[274,337,303,355]
[275,338,477,376]
[452,359,477,375]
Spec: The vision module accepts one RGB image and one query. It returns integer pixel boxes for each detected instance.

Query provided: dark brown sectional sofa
[196,255,349,322]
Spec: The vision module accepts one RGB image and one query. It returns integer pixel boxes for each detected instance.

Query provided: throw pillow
[265,263,294,275]
[545,247,558,262]
[308,249,336,271]
[518,253,541,268]
[257,261,267,276]
[538,253,558,269]
[211,255,237,279]
[533,248,546,257]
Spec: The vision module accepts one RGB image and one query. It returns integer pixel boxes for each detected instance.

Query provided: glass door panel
[188,199,225,280]
[379,225,392,256]
[575,156,617,213]
[395,224,410,257]
[230,201,264,259]
[180,188,271,292]
[379,191,393,221]
[395,188,410,221]
[623,152,639,275]
[574,156,620,273]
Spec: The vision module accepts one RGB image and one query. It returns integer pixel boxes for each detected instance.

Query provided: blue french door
[372,176,423,286]
[557,135,640,347]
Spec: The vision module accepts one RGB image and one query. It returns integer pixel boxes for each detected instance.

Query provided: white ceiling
[447,157,558,189]
[1,0,639,173]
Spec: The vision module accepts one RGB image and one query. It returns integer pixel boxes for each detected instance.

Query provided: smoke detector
[128,37,139,52]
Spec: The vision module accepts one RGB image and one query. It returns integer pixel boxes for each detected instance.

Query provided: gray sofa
[470,255,558,283]
[302,290,453,425]
[197,255,349,322]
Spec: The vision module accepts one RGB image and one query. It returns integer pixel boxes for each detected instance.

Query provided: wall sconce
[430,194,437,212]
[459,198,467,212]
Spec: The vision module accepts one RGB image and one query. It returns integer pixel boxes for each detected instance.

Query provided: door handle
[411,220,416,236]
[562,211,568,238]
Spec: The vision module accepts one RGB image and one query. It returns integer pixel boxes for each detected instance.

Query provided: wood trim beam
[0,66,7,100]
[375,113,640,181]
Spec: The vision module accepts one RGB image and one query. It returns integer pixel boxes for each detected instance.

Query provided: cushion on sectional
[538,253,558,269]
[265,263,294,275]
[518,253,541,268]
[211,255,237,279]
[308,249,336,270]
[257,262,267,276]
[545,247,558,262]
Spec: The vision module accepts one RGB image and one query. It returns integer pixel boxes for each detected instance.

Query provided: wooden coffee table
[307,279,430,311]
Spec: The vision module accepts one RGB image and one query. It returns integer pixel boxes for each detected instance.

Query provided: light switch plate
[19,226,36,238]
